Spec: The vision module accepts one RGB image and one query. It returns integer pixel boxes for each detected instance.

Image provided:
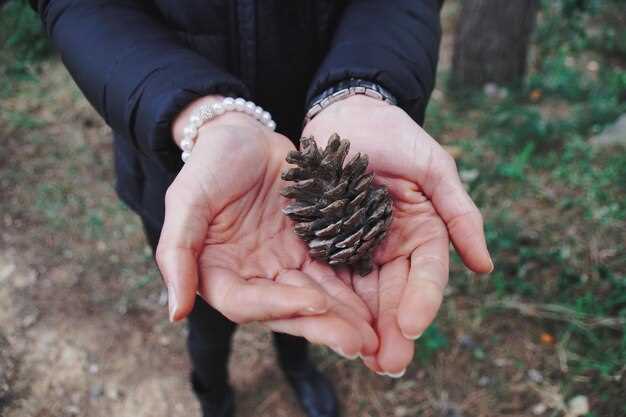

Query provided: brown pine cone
[281,134,393,276]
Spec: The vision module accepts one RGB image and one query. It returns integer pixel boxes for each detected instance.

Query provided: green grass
[437,7,624,416]
[421,3,626,413]
[0,0,51,74]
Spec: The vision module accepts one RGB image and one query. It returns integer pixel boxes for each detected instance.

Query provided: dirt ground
[1,3,620,417]
[0,209,561,417]
[0,63,480,417]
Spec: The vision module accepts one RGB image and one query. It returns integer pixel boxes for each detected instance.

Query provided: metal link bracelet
[304,79,397,125]
[179,97,276,163]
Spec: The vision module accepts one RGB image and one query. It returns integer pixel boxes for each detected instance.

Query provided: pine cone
[281,134,393,276]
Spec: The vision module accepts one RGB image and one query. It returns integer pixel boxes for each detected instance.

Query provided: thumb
[156,182,210,321]
[418,147,493,273]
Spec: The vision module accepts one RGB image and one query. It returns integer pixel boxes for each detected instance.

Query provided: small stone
[478,376,491,386]
[586,60,599,72]
[527,369,543,383]
[494,358,510,367]
[460,169,479,183]
[483,82,499,98]
[394,406,408,417]
[567,395,589,417]
[590,114,626,148]
[65,405,80,415]
[22,312,39,328]
[88,363,99,374]
[106,385,121,400]
[532,403,547,415]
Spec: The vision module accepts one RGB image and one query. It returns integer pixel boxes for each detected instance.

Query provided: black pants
[143,223,309,401]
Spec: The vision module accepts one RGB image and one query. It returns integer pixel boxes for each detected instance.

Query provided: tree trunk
[450,0,538,89]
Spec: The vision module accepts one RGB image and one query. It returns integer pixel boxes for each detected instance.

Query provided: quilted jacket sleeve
[307,0,442,125]
[31,0,250,171]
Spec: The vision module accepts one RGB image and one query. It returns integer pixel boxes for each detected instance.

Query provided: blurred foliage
[536,0,626,59]
[0,0,51,93]
[428,0,626,413]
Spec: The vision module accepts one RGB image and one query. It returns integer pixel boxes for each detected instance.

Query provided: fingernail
[302,305,327,314]
[386,369,406,379]
[332,346,358,360]
[375,371,386,376]
[488,258,495,273]
[401,331,423,340]
[168,285,177,322]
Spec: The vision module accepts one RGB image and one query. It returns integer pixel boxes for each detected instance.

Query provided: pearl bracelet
[179,97,276,163]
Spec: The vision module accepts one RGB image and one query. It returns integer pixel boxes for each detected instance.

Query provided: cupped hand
[302,95,493,375]
[156,101,378,358]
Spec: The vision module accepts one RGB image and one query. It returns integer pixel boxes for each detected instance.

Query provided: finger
[199,267,329,323]
[282,269,379,355]
[352,267,379,318]
[376,257,414,376]
[266,313,363,359]
[155,245,200,322]
[398,235,449,340]
[302,261,372,322]
[420,149,493,273]
[336,266,353,288]
[361,355,384,374]
[275,269,325,288]
[332,300,379,356]
[156,183,209,322]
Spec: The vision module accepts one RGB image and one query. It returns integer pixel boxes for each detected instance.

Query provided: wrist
[331,94,389,110]
[173,96,276,162]
[172,95,224,146]
[305,78,397,124]
[304,95,390,133]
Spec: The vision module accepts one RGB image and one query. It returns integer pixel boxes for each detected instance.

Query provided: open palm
[157,114,378,358]
[303,95,493,375]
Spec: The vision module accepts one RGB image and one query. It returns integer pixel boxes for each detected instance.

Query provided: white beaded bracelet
[179,97,276,163]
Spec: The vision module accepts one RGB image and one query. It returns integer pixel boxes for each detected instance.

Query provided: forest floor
[0,68,573,417]
[1,3,625,417]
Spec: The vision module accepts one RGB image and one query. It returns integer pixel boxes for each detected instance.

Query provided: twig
[477,298,626,330]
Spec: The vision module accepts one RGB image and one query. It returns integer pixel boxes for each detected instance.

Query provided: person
[31,1,493,416]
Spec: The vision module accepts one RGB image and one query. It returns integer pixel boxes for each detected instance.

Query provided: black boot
[283,363,340,417]
[274,333,339,417]
[191,372,235,417]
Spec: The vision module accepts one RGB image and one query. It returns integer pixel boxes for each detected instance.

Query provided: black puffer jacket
[31,0,442,230]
